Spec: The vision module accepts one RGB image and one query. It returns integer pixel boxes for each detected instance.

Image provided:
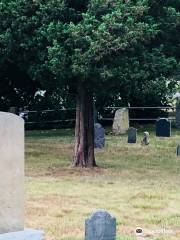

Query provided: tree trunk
[73,81,97,167]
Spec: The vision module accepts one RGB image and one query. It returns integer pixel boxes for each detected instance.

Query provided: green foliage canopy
[0,0,179,108]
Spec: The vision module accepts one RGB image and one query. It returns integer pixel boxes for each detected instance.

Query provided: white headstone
[112,108,129,134]
[0,112,24,234]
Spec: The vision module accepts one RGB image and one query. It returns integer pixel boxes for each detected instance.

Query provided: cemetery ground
[25,126,180,240]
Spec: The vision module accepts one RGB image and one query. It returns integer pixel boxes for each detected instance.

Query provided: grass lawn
[25,125,180,240]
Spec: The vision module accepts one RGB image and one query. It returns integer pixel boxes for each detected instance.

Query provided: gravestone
[141,131,150,145]
[156,118,171,137]
[0,112,24,234]
[0,229,44,240]
[177,145,180,156]
[85,209,116,240]
[128,127,137,143]
[0,112,43,239]
[94,123,105,148]
[112,108,129,135]
[176,102,180,129]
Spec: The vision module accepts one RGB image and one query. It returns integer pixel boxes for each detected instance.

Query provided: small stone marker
[85,209,116,240]
[94,123,105,148]
[141,131,150,145]
[156,118,171,137]
[112,108,129,135]
[177,145,180,156]
[128,127,137,143]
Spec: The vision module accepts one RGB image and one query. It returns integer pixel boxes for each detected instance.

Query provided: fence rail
[13,106,178,126]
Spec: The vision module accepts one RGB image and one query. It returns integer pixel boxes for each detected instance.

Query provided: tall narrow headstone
[176,102,180,129]
[0,112,44,239]
[94,123,105,148]
[85,210,116,240]
[112,108,129,135]
[177,145,180,156]
[0,112,24,234]
[156,118,171,137]
[128,127,137,143]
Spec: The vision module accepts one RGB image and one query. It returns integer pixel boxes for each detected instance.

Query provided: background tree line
[0,0,179,165]
[0,0,179,111]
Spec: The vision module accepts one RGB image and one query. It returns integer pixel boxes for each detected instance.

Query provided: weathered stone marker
[177,145,180,156]
[128,127,137,143]
[94,123,105,148]
[0,112,43,239]
[141,131,150,145]
[113,108,129,135]
[0,112,24,234]
[156,118,171,137]
[176,101,180,129]
[0,229,44,240]
[85,209,116,240]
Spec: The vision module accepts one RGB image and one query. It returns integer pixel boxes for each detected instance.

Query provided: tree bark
[73,81,97,167]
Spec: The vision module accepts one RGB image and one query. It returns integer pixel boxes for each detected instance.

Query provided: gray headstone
[156,118,171,137]
[177,145,180,156]
[128,127,137,143]
[112,108,129,135]
[85,210,116,240]
[94,123,105,148]
[176,103,180,129]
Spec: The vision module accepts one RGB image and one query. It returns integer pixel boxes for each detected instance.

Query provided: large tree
[0,0,179,166]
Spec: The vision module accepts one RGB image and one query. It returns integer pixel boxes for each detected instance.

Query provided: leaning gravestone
[112,108,129,135]
[156,118,171,137]
[128,127,137,143]
[85,209,116,240]
[0,112,43,240]
[177,145,180,156]
[94,123,105,148]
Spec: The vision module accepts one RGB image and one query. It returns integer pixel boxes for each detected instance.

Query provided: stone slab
[0,229,44,240]
[94,123,105,148]
[177,145,180,156]
[85,209,116,240]
[176,102,180,129]
[128,127,137,143]
[112,108,129,135]
[0,112,24,233]
[156,118,171,137]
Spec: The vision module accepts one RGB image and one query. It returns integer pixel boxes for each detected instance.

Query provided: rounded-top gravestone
[85,209,116,240]
[156,118,171,137]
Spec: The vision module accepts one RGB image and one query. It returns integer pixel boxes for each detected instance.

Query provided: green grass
[25,126,180,240]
